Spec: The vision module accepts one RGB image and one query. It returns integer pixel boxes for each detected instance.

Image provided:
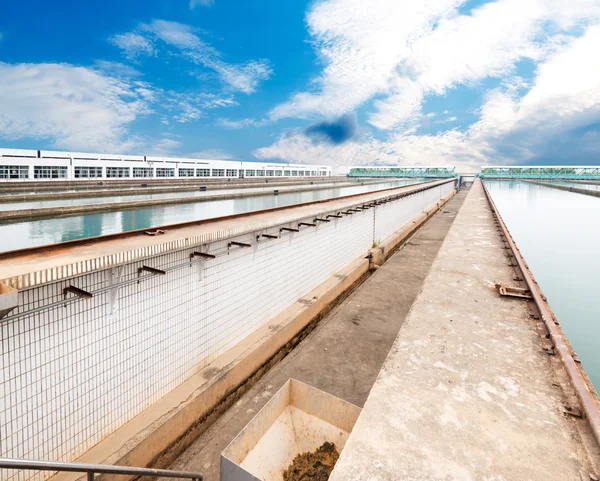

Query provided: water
[0,180,421,252]
[0,180,376,210]
[485,181,600,391]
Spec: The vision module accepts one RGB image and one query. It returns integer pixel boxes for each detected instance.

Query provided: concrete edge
[525,180,600,198]
[49,188,457,481]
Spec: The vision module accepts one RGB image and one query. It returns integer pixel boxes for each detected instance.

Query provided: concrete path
[330,180,594,481]
[160,189,469,480]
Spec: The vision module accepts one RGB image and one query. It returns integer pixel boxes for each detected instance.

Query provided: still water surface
[486,181,600,391]
[0,180,420,252]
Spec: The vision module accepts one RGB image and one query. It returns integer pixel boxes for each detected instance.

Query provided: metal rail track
[481,180,600,446]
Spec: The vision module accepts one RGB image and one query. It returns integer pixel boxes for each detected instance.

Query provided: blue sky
[0,0,599,170]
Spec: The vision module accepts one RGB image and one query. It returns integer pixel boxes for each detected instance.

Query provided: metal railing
[0,458,203,481]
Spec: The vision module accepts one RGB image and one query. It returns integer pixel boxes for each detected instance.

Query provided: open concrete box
[221,379,361,481]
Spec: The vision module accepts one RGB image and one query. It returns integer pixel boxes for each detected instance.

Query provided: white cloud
[256,23,600,170]
[165,92,238,123]
[254,130,484,173]
[109,32,154,60]
[150,137,183,155]
[189,0,214,8]
[0,62,152,152]
[112,20,272,94]
[270,0,600,130]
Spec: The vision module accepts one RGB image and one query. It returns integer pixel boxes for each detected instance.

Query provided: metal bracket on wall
[138,265,166,283]
[326,214,342,219]
[256,233,279,241]
[280,227,300,234]
[190,249,214,281]
[63,286,93,307]
[190,251,216,260]
[298,222,316,228]
[228,241,252,254]
[314,218,330,223]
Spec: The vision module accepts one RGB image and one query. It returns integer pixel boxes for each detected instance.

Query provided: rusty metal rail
[481,180,600,446]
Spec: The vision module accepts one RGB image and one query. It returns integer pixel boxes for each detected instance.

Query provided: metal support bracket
[495,282,532,299]
[314,218,330,223]
[298,222,316,228]
[280,227,300,233]
[190,249,213,281]
[63,286,93,305]
[190,251,216,260]
[138,266,166,282]
[256,233,279,241]
[327,214,342,219]
[228,241,251,254]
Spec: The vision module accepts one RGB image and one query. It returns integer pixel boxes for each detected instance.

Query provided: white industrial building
[0,148,332,181]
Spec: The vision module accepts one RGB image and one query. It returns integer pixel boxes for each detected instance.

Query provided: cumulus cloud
[111,20,272,94]
[0,62,152,152]
[256,23,600,170]
[270,0,600,130]
[305,112,358,144]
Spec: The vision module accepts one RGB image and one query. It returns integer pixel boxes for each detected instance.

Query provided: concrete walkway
[330,180,594,481]
[160,189,468,480]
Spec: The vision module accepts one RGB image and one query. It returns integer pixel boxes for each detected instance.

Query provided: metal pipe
[0,457,203,480]
[481,180,600,446]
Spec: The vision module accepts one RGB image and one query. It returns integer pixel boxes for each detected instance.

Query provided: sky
[0,0,599,171]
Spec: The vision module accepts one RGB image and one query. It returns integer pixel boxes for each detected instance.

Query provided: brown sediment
[283,442,340,481]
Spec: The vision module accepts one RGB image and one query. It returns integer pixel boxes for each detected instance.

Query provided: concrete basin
[221,379,361,481]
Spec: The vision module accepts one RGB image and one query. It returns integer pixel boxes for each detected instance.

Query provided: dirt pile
[283,442,340,481]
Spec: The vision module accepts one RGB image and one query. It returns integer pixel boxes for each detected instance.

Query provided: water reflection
[486,180,600,391]
[0,180,420,252]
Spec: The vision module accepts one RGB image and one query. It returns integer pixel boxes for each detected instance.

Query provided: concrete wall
[0,181,455,481]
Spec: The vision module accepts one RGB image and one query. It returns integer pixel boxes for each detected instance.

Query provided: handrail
[0,458,203,480]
